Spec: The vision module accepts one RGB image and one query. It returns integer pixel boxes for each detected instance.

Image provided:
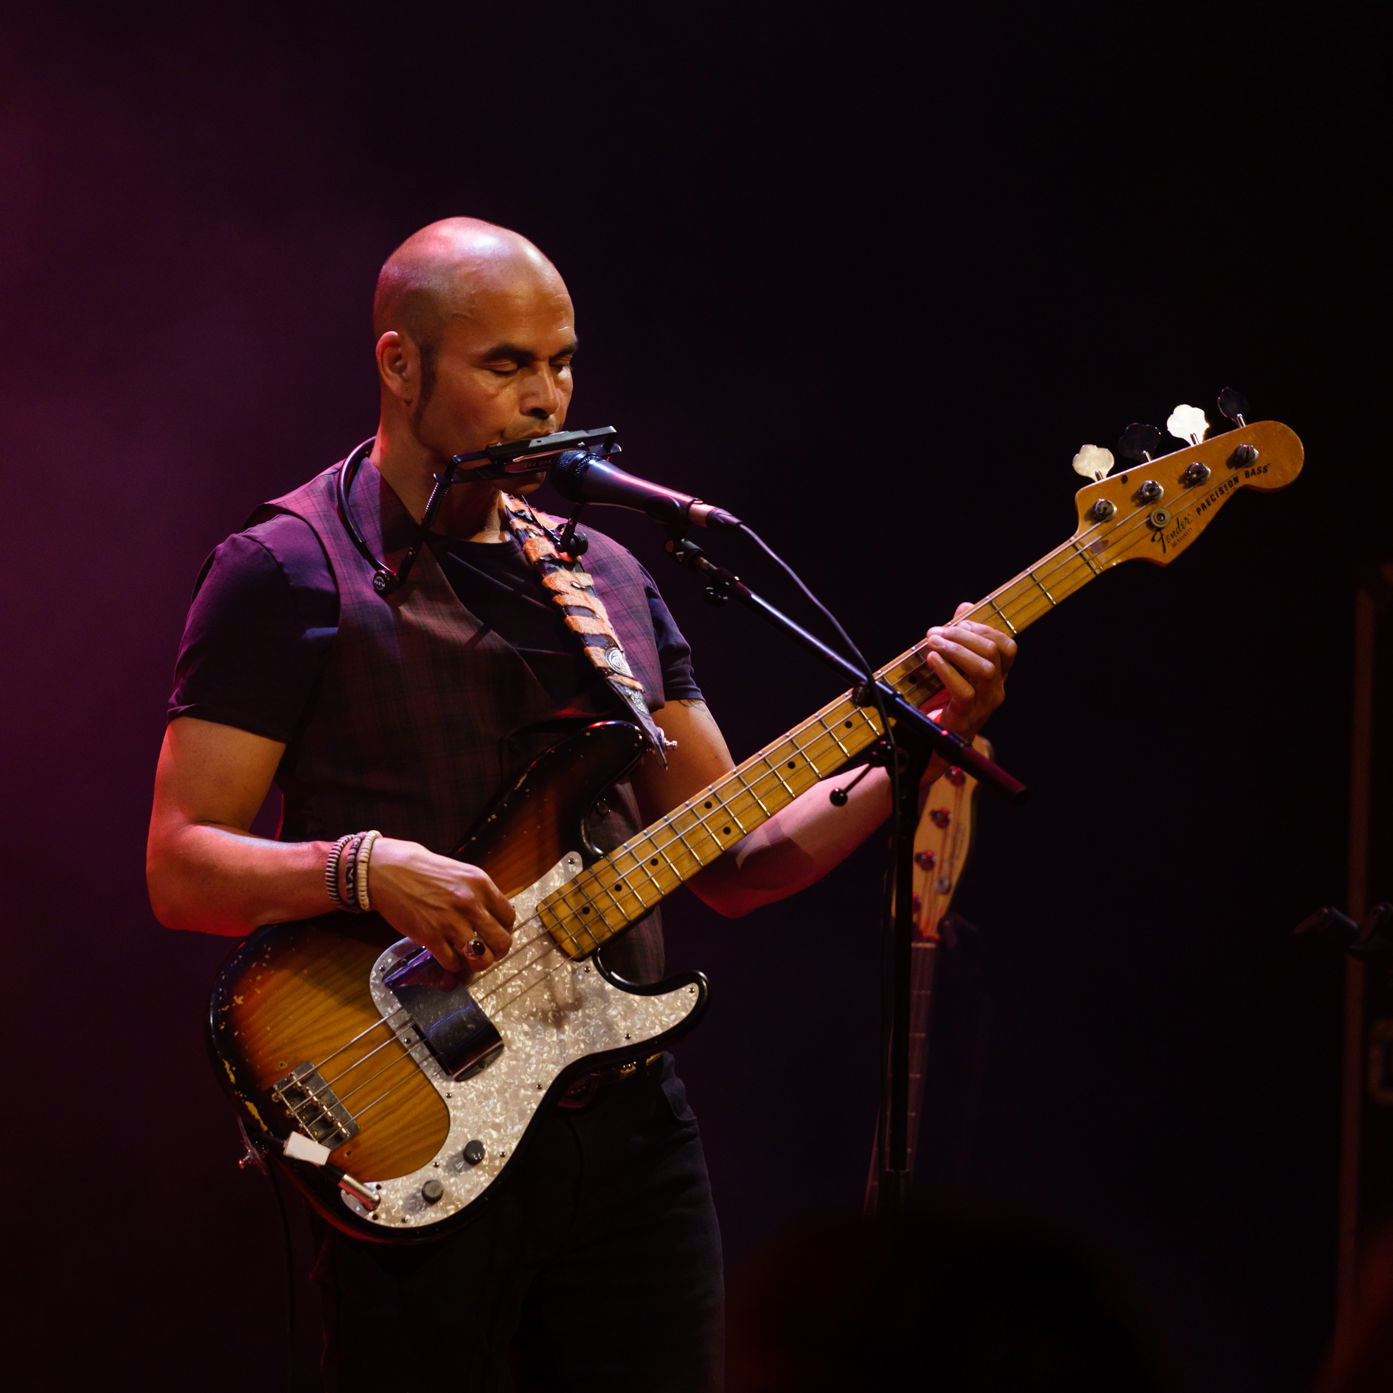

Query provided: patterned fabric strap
[502,492,667,763]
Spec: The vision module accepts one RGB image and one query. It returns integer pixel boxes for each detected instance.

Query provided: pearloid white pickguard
[352,851,701,1232]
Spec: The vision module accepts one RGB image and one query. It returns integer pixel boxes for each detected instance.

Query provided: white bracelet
[356,830,382,913]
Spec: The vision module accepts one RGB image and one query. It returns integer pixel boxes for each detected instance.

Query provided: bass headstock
[1069,421,1304,569]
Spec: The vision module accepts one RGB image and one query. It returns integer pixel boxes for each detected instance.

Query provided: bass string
[320,1017,412,1091]
[331,907,660,1124]
[296,915,560,1114]
[313,1006,411,1074]
[329,1034,427,1109]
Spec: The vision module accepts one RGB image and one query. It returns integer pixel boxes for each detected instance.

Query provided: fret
[986,597,1018,637]
[736,780,773,820]
[592,869,647,922]
[563,894,613,947]
[1017,556,1090,612]
[543,901,601,958]
[876,648,923,689]
[1068,538,1103,575]
[551,882,620,944]
[891,653,943,704]
[622,841,670,901]
[818,712,857,760]
[763,752,798,799]
[651,827,698,883]
[1027,570,1057,606]
[670,802,730,863]
[744,782,771,816]
[543,921,586,959]
[709,805,749,839]
[581,871,632,921]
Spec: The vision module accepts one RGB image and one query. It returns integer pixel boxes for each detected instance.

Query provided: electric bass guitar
[209,419,1303,1240]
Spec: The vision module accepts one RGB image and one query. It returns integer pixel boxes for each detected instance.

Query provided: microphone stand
[659,532,1026,1218]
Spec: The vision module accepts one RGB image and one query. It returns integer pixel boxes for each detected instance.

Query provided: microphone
[551,451,742,530]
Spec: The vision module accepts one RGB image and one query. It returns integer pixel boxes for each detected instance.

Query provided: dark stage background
[4,4,1387,1389]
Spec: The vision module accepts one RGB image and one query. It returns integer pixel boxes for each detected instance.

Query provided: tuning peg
[1071,444,1115,482]
[1217,386,1249,427]
[1166,404,1210,446]
[1118,422,1163,464]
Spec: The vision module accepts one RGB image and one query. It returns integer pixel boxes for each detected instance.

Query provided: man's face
[410,262,577,463]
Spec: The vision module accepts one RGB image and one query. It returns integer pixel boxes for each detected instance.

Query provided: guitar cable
[264,1158,303,1393]
[236,1119,310,1392]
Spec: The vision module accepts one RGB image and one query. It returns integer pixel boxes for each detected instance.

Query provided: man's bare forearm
[146,820,335,936]
[689,762,897,916]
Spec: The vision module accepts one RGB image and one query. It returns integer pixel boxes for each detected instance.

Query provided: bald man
[148,218,1014,1391]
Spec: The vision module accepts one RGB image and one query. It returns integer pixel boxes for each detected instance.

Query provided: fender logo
[1149,512,1193,555]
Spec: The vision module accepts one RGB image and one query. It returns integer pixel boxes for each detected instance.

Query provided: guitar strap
[501,492,668,764]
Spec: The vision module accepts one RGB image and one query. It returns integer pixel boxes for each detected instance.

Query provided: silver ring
[466,937,486,959]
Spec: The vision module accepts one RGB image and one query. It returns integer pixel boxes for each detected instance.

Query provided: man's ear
[376,330,417,404]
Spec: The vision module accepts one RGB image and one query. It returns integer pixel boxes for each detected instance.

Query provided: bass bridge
[271,1063,359,1147]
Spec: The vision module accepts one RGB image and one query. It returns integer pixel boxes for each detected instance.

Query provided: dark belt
[556,1052,665,1109]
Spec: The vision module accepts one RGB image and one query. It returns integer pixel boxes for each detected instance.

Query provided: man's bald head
[372,217,566,356]
[369,217,578,472]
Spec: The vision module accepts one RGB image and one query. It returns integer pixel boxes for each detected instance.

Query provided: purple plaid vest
[254,459,670,978]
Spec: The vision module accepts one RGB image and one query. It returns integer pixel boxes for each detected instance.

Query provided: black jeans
[315,1056,723,1392]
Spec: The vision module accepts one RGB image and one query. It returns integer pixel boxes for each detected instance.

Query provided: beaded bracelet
[341,830,368,912]
[326,829,384,914]
[324,833,355,911]
[356,830,382,913]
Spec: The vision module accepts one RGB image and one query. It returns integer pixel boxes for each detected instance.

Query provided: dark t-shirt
[169,512,702,748]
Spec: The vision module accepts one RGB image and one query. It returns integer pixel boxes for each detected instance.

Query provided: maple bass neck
[539,420,1304,957]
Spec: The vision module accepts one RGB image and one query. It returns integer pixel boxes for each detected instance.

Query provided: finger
[941,617,1014,652]
[935,620,1016,674]
[925,647,978,701]
[457,865,517,931]
[481,876,518,931]
[432,937,462,973]
[454,909,512,961]
[945,603,1009,649]
[927,630,1001,684]
[440,929,495,974]
[448,868,516,958]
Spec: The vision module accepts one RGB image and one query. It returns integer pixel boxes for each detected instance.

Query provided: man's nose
[520,366,563,421]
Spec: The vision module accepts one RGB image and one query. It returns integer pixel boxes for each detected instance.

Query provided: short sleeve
[640,567,703,704]
[167,513,338,743]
